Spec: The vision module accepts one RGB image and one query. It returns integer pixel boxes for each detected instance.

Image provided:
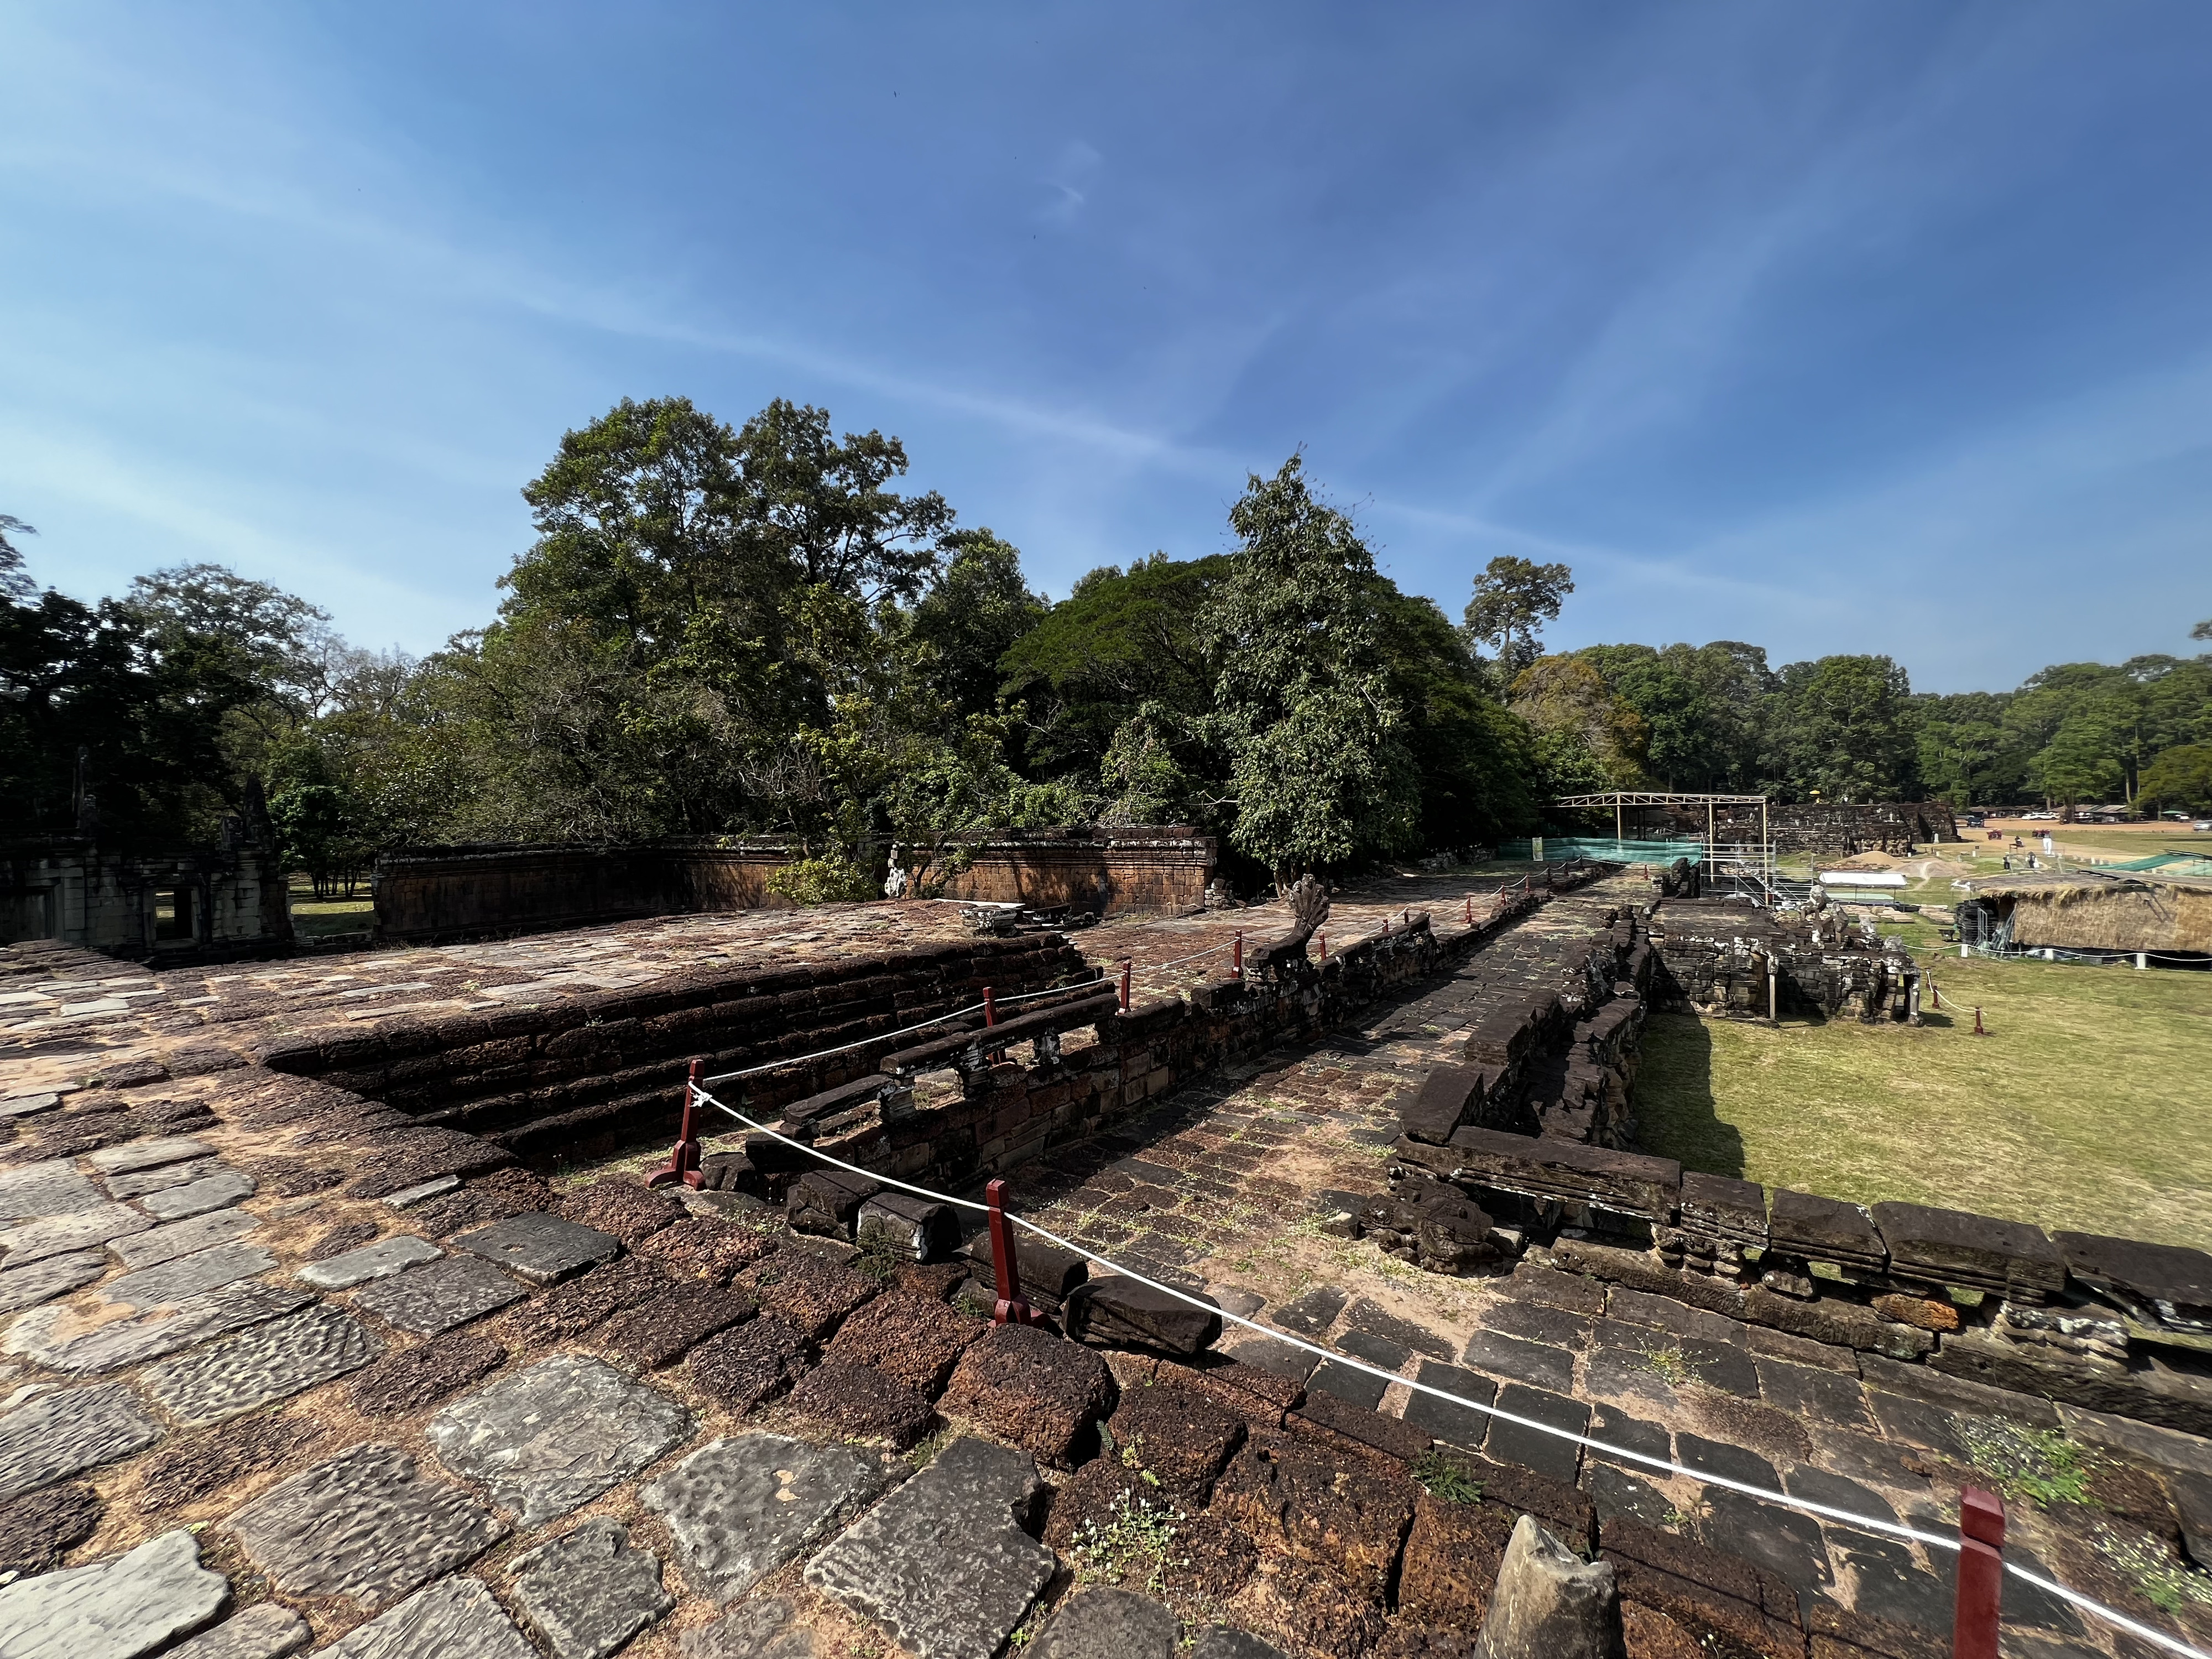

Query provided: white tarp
[1815,870,1907,888]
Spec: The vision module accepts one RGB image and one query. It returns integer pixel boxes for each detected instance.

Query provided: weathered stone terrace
[0,865,2204,1657]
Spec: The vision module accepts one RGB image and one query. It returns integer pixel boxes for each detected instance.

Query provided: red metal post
[1380,915,1390,938]
[1464,895,1473,925]
[1119,959,1131,1011]
[1953,1487,2005,1659]
[645,1058,705,1190]
[986,1177,1038,1326]
[1233,931,1244,981]
[1318,932,1327,961]
[1974,1005,1986,1036]
[983,985,997,1026]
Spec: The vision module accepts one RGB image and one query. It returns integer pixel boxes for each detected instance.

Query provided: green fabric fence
[1495,838,1705,865]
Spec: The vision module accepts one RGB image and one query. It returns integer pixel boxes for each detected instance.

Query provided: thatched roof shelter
[1957,869,2212,954]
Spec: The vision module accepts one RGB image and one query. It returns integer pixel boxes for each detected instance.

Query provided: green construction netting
[1497,838,1705,865]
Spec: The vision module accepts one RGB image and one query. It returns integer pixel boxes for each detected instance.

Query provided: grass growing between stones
[1633,950,2212,1248]
[1069,1488,1186,1594]
[1955,1420,2094,1508]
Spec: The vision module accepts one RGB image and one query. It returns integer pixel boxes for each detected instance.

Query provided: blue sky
[4,4,2210,693]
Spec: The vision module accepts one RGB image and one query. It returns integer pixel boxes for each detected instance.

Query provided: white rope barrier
[699,977,1108,1087]
[693,1083,2212,1657]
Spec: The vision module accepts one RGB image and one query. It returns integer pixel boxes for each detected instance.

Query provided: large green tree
[1206,456,1418,877]
[1767,655,1918,802]
[1464,555,1575,678]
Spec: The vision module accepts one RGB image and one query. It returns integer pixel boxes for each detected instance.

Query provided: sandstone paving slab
[164,1601,311,1658]
[140,1302,378,1427]
[506,1515,675,1659]
[1030,1587,1179,1658]
[0,1249,107,1314]
[297,1235,441,1290]
[0,1381,164,1500]
[1,1202,152,1266]
[104,1158,223,1201]
[324,1575,535,1659]
[429,1353,692,1527]
[806,1435,1055,1659]
[0,1158,101,1220]
[108,1208,260,1271]
[87,1136,213,1175]
[452,1211,622,1286]
[226,1442,507,1613]
[349,1255,526,1334]
[382,1175,459,1210]
[678,1597,820,1657]
[0,1527,228,1658]
[3,1281,309,1374]
[108,1242,276,1309]
[139,1170,257,1222]
[642,1434,883,1602]
[0,1093,60,1118]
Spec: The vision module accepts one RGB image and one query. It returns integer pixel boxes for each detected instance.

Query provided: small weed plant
[1412,1449,1484,1505]
[1072,1488,1186,1595]
[1956,1420,2094,1507]
[2094,1524,2212,1616]
[1630,1343,1695,1387]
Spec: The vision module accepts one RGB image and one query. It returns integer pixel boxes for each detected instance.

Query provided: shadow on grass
[1632,1014,1747,1180]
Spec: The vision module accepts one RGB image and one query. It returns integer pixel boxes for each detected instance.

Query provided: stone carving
[1282,873,1331,949]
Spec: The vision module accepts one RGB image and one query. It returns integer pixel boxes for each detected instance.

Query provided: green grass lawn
[288,878,374,941]
[1635,952,2212,1250]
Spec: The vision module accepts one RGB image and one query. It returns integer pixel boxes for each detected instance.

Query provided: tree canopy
[10,401,2205,899]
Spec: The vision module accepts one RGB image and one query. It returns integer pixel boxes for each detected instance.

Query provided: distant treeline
[4,398,2208,896]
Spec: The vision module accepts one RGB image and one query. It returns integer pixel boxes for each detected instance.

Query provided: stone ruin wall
[373,826,1222,946]
[1371,899,2212,1439]
[255,933,1092,1165]
[371,838,801,945]
[1645,899,1919,1023]
[0,835,291,963]
[921,826,1217,916]
[65,851,2212,1446]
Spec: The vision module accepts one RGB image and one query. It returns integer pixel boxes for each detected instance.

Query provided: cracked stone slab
[104,1159,223,1201]
[1030,1588,1180,1658]
[226,1442,508,1613]
[679,1598,820,1658]
[350,1255,526,1334]
[452,1212,623,1286]
[0,1093,60,1118]
[165,1602,311,1658]
[1,1203,152,1267]
[324,1575,535,1659]
[87,1137,213,1176]
[383,1176,458,1210]
[0,1159,101,1220]
[0,1527,228,1658]
[298,1236,441,1290]
[109,1208,259,1271]
[806,1435,1055,1659]
[142,1302,378,1427]
[0,1250,107,1314]
[0,1381,164,1501]
[3,1281,309,1374]
[507,1516,675,1659]
[139,1170,257,1222]
[641,1434,883,1602]
[429,1354,692,1527]
[108,1242,277,1309]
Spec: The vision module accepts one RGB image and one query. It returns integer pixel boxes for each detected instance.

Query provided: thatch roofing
[1960,869,2212,953]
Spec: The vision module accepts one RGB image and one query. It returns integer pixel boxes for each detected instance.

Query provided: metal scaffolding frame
[1548,791,1780,902]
